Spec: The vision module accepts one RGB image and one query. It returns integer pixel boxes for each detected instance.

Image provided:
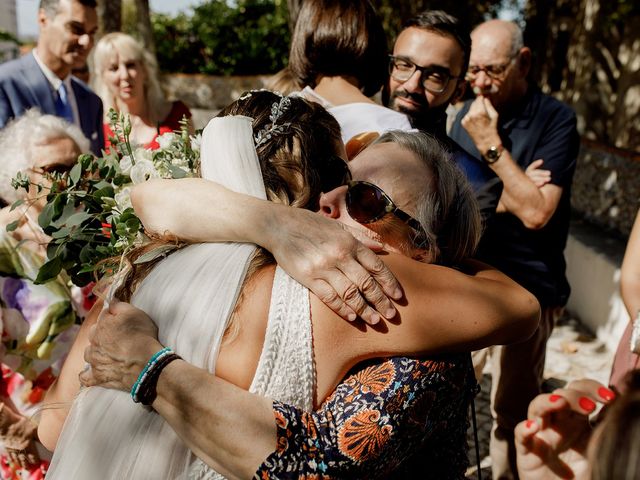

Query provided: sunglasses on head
[320,156,428,247]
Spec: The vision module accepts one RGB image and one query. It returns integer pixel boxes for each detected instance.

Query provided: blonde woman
[92,32,192,150]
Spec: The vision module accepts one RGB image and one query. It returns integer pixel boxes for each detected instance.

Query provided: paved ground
[465,314,615,479]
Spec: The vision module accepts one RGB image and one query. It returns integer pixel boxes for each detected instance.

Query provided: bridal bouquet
[10,110,201,287]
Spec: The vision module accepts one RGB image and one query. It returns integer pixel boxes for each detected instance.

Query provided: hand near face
[80,300,163,392]
[514,379,616,480]
[267,207,402,325]
[461,96,502,153]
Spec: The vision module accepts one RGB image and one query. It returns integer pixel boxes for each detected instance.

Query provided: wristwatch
[483,145,503,164]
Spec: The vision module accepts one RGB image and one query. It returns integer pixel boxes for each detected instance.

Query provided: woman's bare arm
[132,178,401,325]
[80,302,275,480]
[621,211,640,319]
[311,253,540,395]
[37,301,101,451]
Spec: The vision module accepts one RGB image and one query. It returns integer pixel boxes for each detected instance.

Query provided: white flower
[157,132,178,150]
[134,147,153,164]
[190,133,202,153]
[130,159,160,184]
[119,155,133,176]
[114,186,132,211]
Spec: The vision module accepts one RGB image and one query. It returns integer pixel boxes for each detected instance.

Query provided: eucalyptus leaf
[9,199,24,211]
[134,244,179,264]
[69,162,82,186]
[77,264,98,274]
[65,211,92,227]
[51,227,71,239]
[51,202,77,229]
[79,243,94,263]
[34,256,63,284]
[6,220,19,232]
[38,202,55,229]
[167,164,188,179]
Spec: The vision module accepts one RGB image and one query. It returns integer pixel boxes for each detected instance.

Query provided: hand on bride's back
[80,301,163,392]
[266,206,402,325]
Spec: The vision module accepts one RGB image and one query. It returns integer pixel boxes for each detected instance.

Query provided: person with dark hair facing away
[0,0,103,155]
[290,0,413,144]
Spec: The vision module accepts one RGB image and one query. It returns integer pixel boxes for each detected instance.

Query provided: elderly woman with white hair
[0,110,89,479]
[92,32,193,150]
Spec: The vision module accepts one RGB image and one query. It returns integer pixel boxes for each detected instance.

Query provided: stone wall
[571,140,640,237]
[162,73,271,130]
[162,73,269,111]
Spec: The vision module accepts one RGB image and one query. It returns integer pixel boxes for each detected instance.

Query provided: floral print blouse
[0,217,87,416]
[255,354,475,479]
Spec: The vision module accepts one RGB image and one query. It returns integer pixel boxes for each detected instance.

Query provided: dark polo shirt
[450,88,579,307]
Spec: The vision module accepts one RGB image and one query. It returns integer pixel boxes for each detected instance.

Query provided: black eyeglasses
[319,157,428,246]
[465,53,518,81]
[389,55,460,94]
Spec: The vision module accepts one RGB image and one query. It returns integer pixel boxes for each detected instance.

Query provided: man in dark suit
[0,0,103,155]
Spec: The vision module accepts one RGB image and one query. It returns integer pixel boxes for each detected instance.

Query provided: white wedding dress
[47,116,316,479]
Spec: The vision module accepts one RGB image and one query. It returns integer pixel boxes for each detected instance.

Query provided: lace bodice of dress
[189,266,316,479]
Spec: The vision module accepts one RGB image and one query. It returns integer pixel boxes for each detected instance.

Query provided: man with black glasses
[384,10,501,220]
[450,19,579,480]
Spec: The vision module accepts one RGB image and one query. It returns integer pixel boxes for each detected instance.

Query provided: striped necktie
[55,82,74,124]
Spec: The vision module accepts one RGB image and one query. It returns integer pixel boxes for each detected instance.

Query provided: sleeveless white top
[189,266,315,479]
[301,86,413,144]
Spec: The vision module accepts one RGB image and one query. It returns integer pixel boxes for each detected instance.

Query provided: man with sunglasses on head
[450,19,579,480]
[384,10,502,221]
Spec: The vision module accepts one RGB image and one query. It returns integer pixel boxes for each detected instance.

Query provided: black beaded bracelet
[136,353,182,406]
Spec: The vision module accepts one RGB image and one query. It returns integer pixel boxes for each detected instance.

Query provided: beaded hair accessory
[253,95,292,148]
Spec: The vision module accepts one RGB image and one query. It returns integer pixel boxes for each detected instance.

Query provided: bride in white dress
[46,93,333,479]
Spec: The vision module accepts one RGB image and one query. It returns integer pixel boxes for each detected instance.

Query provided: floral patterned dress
[0,214,88,479]
[255,354,475,479]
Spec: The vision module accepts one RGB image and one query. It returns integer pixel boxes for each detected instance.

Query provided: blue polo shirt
[450,88,579,307]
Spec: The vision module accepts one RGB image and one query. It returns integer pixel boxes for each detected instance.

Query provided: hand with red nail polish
[515,378,611,479]
[578,396,596,412]
[597,386,615,402]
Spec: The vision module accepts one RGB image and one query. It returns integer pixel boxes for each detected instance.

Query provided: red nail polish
[579,397,596,412]
[549,394,562,403]
[525,420,535,429]
[598,387,616,402]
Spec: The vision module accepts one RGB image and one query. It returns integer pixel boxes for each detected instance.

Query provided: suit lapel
[71,79,95,139]
[20,53,56,115]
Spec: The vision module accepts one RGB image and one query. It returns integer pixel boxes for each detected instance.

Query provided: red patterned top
[254,354,475,479]
[103,101,192,151]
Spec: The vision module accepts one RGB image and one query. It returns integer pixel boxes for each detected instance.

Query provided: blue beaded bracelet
[131,347,172,403]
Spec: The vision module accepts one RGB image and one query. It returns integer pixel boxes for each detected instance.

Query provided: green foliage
[152,0,290,75]
[0,29,21,45]
[9,111,201,286]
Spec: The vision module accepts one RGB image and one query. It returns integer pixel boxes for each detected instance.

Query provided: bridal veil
[48,116,267,479]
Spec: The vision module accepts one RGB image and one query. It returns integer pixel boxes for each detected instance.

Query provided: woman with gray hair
[92,32,193,150]
[0,110,89,479]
